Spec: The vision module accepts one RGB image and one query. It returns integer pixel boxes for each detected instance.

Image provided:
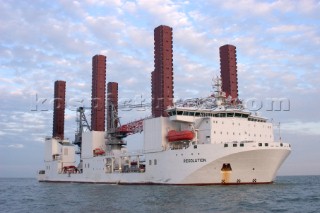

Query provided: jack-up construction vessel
[38,25,291,185]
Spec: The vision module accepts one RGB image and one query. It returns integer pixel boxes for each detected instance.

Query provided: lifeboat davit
[167,130,194,142]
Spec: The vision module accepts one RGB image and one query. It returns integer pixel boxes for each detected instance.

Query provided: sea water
[0,176,319,213]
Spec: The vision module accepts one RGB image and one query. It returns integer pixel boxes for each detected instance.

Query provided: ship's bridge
[166,107,267,123]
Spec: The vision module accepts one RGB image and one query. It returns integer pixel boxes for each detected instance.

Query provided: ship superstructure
[38,25,291,185]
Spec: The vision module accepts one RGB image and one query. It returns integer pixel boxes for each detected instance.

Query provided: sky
[0,0,319,178]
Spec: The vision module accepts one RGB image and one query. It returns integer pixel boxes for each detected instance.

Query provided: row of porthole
[214,131,272,138]
[224,143,272,148]
[213,120,272,128]
[175,153,200,156]
[258,143,290,147]
[224,143,245,147]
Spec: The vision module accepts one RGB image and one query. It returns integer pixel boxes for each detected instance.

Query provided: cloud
[267,24,313,34]
[8,144,24,149]
[135,0,190,27]
[282,121,320,136]
[122,1,137,13]
[207,0,320,19]
[85,0,122,7]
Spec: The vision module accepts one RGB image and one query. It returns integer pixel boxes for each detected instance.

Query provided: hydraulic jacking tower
[107,82,119,132]
[106,81,128,148]
[152,25,174,118]
[91,55,107,131]
[52,80,66,140]
[219,44,239,101]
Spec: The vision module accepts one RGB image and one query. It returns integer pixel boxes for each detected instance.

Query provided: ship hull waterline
[38,145,291,185]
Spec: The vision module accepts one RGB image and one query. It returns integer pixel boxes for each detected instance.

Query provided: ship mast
[213,77,226,106]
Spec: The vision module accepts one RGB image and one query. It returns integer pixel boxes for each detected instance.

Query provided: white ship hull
[38,142,290,185]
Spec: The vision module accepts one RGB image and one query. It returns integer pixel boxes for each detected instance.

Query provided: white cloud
[122,1,137,13]
[136,0,191,27]
[282,121,320,136]
[209,0,320,18]
[267,24,313,34]
[85,0,122,7]
[8,144,24,149]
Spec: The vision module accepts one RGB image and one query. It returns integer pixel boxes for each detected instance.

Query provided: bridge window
[177,111,183,115]
[227,113,234,117]
[235,113,242,117]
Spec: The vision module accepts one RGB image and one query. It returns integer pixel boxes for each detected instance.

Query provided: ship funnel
[52,80,66,140]
[91,55,107,131]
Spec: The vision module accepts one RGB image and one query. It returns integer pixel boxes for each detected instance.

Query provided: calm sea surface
[0,176,319,213]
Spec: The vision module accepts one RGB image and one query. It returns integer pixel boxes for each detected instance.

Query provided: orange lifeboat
[167,130,194,142]
[94,148,105,155]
